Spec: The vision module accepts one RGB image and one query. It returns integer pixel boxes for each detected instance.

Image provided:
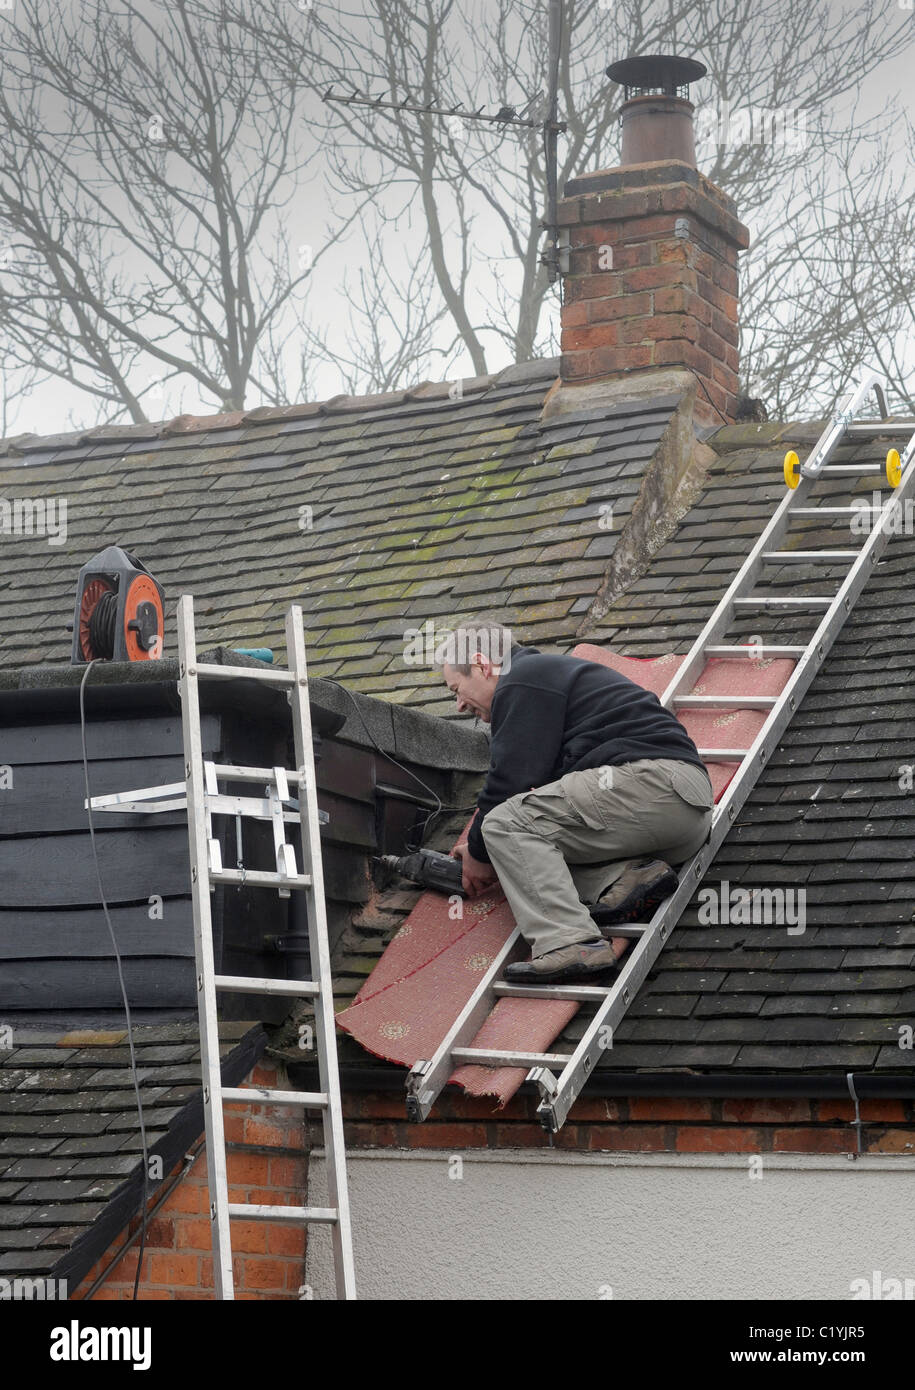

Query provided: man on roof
[437,616,713,983]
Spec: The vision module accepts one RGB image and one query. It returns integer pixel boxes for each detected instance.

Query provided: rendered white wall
[304,1148,915,1301]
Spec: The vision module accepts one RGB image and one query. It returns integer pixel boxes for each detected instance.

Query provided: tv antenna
[322,0,567,283]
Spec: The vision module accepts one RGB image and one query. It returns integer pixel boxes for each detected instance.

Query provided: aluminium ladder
[87,596,355,1298]
[406,368,915,1135]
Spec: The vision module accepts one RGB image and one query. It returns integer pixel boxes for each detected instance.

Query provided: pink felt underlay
[335,644,794,1107]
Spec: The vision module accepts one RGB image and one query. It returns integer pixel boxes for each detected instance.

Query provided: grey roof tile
[0,1023,263,1281]
[4,365,915,1163]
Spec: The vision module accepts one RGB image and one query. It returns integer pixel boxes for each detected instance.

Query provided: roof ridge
[0,357,562,457]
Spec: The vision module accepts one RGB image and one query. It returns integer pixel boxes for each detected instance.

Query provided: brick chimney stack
[558,55,750,426]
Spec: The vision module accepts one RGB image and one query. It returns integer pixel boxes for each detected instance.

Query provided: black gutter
[0,651,490,770]
[289,1061,915,1101]
[0,653,345,737]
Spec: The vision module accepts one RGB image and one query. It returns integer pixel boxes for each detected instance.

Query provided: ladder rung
[696,748,748,758]
[191,661,296,686]
[674,695,777,708]
[214,974,319,997]
[211,762,307,786]
[790,506,876,516]
[205,793,303,825]
[222,1086,328,1108]
[584,922,649,937]
[815,463,884,472]
[733,595,833,606]
[703,645,806,658]
[846,421,915,435]
[761,550,858,561]
[227,1204,337,1224]
[492,983,615,1001]
[209,867,312,889]
[451,1048,572,1068]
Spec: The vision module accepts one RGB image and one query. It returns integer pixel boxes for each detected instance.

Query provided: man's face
[443,657,499,722]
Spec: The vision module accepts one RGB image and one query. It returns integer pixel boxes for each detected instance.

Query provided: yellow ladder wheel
[784,451,801,489]
[887,448,902,488]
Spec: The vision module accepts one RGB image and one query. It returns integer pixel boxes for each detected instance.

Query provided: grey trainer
[592,859,678,926]
[504,939,619,982]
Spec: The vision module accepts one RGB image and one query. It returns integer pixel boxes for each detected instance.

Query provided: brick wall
[71,1068,914,1300]
[73,1062,308,1301]
[559,163,750,425]
[341,1088,915,1156]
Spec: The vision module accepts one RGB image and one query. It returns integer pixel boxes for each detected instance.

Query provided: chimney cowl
[606,54,707,100]
[607,54,707,169]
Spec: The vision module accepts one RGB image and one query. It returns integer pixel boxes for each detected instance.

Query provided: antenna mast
[322,0,567,284]
[541,0,565,283]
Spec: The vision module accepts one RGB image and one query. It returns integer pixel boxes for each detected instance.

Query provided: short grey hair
[434,614,515,674]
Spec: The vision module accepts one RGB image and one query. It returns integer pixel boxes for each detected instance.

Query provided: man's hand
[452,842,498,897]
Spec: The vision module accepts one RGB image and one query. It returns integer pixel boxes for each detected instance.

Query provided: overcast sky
[2,0,911,438]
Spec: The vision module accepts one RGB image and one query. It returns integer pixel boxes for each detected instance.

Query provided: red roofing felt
[335,644,796,1106]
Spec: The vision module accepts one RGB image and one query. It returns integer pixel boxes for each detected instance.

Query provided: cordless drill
[376,849,467,897]
[377,847,633,929]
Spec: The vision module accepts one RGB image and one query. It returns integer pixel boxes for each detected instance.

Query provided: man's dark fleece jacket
[466,645,708,864]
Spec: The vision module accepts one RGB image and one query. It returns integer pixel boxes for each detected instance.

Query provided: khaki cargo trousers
[479,758,715,957]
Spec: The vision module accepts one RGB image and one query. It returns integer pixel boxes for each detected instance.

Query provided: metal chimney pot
[606,54,707,168]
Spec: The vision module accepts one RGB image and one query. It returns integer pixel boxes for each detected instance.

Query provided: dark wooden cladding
[0,676,473,1026]
[0,827,194,907]
[319,843,372,908]
[0,957,196,1009]
[0,706,288,1021]
[0,756,187,837]
[1,715,217,766]
[0,904,195,960]
[314,731,453,810]
[316,793,375,852]
[314,738,376,804]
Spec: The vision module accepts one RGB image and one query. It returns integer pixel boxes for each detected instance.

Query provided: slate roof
[327,418,915,1080]
[2,370,914,1087]
[0,1022,265,1283]
[0,357,681,716]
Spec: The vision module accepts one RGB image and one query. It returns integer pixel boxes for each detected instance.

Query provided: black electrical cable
[79,660,150,1301]
[88,590,118,659]
[685,366,731,425]
[320,677,481,846]
[79,1140,204,1301]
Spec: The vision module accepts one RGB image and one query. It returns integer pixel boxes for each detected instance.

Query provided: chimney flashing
[565,158,701,197]
[566,162,743,225]
[568,173,749,255]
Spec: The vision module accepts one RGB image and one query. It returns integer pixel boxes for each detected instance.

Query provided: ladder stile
[656,474,815,712]
[286,604,357,1300]
[178,595,235,1299]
